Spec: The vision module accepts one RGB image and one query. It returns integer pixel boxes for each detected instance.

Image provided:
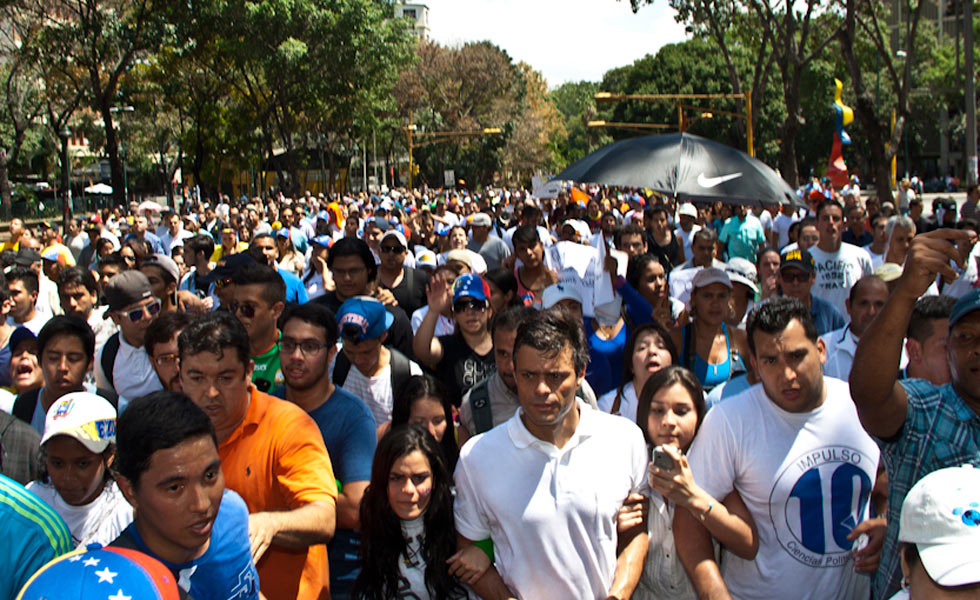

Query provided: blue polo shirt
[277,268,309,304]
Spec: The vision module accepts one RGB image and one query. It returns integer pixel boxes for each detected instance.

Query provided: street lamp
[59,126,71,232]
[109,105,134,204]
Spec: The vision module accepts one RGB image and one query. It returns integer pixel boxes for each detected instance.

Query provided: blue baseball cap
[949,289,980,329]
[18,545,181,599]
[312,234,333,248]
[337,296,394,341]
[452,274,490,303]
[435,223,452,236]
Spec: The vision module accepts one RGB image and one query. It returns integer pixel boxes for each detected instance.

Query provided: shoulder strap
[101,333,121,391]
[12,388,40,424]
[332,351,352,387]
[388,349,413,399]
[469,378,493,434]
[681,323,693,369]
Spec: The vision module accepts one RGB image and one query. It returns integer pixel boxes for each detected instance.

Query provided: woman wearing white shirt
[598,322,676,422]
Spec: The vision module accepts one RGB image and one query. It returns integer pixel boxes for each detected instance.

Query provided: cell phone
[651,445,676,471]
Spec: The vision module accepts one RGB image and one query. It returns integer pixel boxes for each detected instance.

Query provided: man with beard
[280,302,376,599]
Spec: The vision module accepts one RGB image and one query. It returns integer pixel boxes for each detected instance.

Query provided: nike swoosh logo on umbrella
[697,172,743,188]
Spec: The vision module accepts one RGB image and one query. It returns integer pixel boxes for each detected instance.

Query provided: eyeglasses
[453,299,487,313]
[780,271,811,284]
[119,299,161,323]
[153,352,178,367]
[379,245,405,254]
[281,338,329,356]
[229,302,258,318]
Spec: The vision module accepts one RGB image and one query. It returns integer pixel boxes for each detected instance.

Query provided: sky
[420,0,689,88]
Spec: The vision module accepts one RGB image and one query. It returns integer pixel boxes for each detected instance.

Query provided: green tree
[551,80,611,167]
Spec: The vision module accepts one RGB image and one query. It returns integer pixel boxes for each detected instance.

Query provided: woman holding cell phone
[619,366,757,600]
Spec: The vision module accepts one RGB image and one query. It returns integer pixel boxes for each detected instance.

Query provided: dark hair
[230,263,286,305]
[511,224,539,247]
[7,266,38,295]
[36,315,96,364]
[184,234,216,262]
[644,205,668,220]
[755,247,780,270]
[746,297,818,356]
[113,391,217,489]
[847,274,886,305]
[483,268,518,305]
[278,302,339,347]
[626,254,661,289]
[250,232,275,245]
[816,200,843,219]
[513,309,589,375]
[635,365,706,448]
[692,227,717,245]
[612,321,678,415]
[178,311,250,367]
[327,237,377,283]
[614,224,646,249]
[490,304,534,339]
[354,424,462,600]
[391,375,458,471]
[99,253,128,271]
[907,295,956,341]
[145,311,193,357]
[56,266,99,295]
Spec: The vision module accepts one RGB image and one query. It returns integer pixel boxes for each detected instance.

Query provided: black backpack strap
[388,349,413,400]
[100,333,121,392]
[12,389,40,424]
[332,351,352,387]
[469,378,493,434]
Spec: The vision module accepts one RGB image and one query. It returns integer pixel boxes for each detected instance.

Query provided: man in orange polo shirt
[178,311,337,600]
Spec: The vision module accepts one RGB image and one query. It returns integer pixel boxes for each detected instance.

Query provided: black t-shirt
[383,267,429,317]
[647,232,682,272]
[435,333,496,407]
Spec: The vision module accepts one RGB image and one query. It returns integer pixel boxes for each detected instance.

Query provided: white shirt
[159,227,194,254]
[687,378,879,600]
[773,213,798,250]
[87,306,119,351]
[454,400,647,600]
[26,480,133,546]
[8,309,51,335]
[820,325,858,381]
[674,225,701,263]
[808,243,874,317]
[597,381,639,423]
[339,359,422,425]
[95,333,163,412]
[410,306,455,337]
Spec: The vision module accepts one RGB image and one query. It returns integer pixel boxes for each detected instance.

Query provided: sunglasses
[119,299,161,323]
[453,299,487,313]
[380,245,405,254]
[229,302,257,318]
[780,270,811,284]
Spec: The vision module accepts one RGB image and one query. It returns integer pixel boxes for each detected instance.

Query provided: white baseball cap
[899,464,980,587]
[678,203,698,218]
[380,229,408,249]
[41,392,117,454]
[541,283,583,310]
[692,267,732,290]
[725,258,759,294]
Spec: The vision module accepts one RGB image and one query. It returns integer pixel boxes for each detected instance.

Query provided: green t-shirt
[251,331,284,396]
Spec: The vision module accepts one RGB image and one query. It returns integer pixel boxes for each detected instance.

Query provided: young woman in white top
[27,393,132,546]
[620,366,757,600]
[354,424,484,599]
[598,322,677,422]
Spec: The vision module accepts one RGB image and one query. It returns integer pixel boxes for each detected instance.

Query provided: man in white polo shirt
[454,310,649,600]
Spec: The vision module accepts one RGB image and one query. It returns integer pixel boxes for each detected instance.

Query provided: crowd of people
[0,178,979,600]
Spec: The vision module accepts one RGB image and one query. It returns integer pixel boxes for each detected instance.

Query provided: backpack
[467,378,494,435]
[332,347,413,399]
[13,386,118,425]
[100,332,121,392]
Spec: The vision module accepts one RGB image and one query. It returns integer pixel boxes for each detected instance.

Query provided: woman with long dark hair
[391,375,459,471]
[598,322,677,422]
[354,425,476,600]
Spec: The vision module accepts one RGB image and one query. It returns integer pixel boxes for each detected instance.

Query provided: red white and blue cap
[337,296,394,341]
[452,274,490,304]
[17,545,182,600]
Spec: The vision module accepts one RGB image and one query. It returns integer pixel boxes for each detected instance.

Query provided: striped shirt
[874,379,980,599]
[0,474,73,597]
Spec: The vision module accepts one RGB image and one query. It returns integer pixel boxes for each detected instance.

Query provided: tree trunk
[778,90,803,188]
[100,102,125,207]
[0,154,11,221]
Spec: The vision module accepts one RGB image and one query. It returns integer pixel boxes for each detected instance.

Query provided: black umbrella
[554,132,801,207]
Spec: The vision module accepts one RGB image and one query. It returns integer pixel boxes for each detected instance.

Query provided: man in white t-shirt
[808,200,873,316]
[772,203,799,250]
[675,298,882,600]
[674,202,702,261]
[333,296,421,426]
[454,310,649,600]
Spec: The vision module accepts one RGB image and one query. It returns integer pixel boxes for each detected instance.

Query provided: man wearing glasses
[144,311,192,392]
[778,248,846,335]
[280,302,377,599]
[94,271,163,410]
[376,229,428,316]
